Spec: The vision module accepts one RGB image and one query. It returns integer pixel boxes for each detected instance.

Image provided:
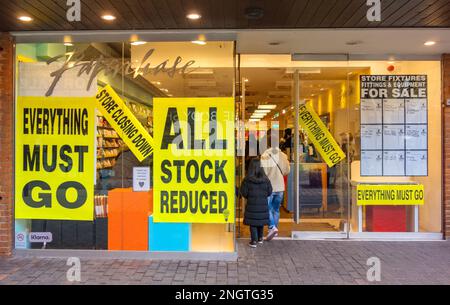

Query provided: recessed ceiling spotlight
[345,40,363,46]
[244,78,249,82]
[244,7,264,20]
[64,42,73,46]
[191,40,206,45]
[186,13,201,20]
[101,15,116,21]
[131,41,147,46]
[424,41,436,46]
[18,16,33,22]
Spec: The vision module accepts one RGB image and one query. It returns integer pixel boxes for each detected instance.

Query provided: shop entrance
[236,54,366,239]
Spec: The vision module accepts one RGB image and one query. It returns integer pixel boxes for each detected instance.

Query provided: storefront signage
[153,97,235,223]
[95,85,154,162]
[46,49,195,96]
[360,75,428,176]
[29,232,53,243]
[298,102,346,167]
[356,184,424,206]
[15,97,95,221]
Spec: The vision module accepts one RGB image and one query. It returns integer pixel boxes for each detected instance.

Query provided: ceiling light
[151,81,161,86]
[254,109,271,113]
[282,109,286,114]
[249,118,260,122]
[387,61,395,64]
[131,41,147,46]
[191,40,206,45]
[64,42,73,47]
[424,41,436,46]
[251,113,266,117]
[161,88,169,93]
[101,15,116,21]
[244,78,249,82]
[18,16,33,22]
[186,13,201,20]
[258,105,277,110]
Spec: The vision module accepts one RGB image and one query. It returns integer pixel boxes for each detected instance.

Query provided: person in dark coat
[240,158,273,248]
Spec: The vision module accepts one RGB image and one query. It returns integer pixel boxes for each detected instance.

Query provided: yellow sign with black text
[95,85,154,162]
[15,97,95,220]
[299,102,346,167]
[153,98,235,223]
[356,184,424,206]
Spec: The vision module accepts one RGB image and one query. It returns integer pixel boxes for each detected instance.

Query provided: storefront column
[0,32,14,256]
[443,54,450,240]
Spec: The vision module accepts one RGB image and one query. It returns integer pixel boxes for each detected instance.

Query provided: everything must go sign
[153,98,235,224]
[15,97,95,221]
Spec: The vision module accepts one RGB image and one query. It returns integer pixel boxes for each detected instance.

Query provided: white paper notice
[383,151,405,176]
[406,99,427,124]
[133,167,151,192]
[405,125,427,150]
[406,151,427,176]
[361,151,382,176]
[361,125,382,150]
[383,125,404,150]
[383,99,404,124]
[361,99,382,124]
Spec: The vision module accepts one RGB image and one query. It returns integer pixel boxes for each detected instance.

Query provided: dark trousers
[250,226,264,242]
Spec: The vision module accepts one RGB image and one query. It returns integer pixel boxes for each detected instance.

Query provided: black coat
[240,176,272,227]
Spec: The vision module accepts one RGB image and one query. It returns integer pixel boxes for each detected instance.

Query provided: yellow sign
[356,184,424,206]
[95,85,153,162]
[15,97,95,220]
[153,98,235,223]
[299,102,346,167]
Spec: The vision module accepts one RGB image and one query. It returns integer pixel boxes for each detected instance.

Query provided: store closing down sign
[298,102,346,167]
[153,98,235,223]
[95,85,153,162]
[15,97,95,220]
[356,184,424,206]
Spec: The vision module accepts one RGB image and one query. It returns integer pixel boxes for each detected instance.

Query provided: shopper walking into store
[240,158,273,248]
[261,129,291,241]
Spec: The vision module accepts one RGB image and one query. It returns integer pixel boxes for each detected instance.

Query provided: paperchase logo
[29,232,53,243]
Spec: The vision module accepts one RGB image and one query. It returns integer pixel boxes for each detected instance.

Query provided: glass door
[291,56,357,238]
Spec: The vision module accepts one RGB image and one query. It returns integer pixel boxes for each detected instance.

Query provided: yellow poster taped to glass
[356,184,424,206]
[15,96,95,220]
[299,102,345,167]
[153,97,235,223]
[95,85,153,162]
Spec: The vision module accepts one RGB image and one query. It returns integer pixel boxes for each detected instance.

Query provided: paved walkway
[1,240,450,285]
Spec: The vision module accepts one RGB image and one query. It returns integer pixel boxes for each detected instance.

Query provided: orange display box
[108,188,153,251]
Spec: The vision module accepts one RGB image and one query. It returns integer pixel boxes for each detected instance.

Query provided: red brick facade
[0,32,14,256]
[443,54,450,239]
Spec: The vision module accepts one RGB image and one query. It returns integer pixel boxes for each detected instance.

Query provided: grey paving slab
[0,240,449,285]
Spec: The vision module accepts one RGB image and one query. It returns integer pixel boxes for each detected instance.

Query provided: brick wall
[443,54,450,239]
[0,33,13,256]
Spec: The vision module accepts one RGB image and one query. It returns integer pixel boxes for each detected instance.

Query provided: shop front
[3,27,449,259]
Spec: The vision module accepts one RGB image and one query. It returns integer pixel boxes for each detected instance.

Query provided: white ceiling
[237,29,450,57]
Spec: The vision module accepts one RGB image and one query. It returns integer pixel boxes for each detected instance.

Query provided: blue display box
[148,215,191,251]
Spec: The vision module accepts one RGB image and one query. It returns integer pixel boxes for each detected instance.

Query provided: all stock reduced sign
[153,98,235,224]
[15,97,95,221]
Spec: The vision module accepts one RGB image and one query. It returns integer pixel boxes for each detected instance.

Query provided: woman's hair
[246,157,266,180]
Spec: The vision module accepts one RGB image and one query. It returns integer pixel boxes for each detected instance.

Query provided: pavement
[0,239,450,285]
